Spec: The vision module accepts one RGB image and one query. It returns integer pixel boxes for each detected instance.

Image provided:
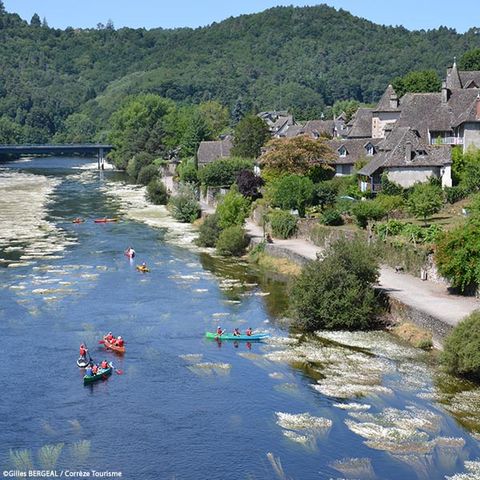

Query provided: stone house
[196,135,233,168]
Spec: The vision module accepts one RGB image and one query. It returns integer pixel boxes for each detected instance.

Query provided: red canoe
[94,218,118,223]
[103,337,126,354]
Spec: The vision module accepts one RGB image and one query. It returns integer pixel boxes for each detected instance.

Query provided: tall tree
[30,13,41,27]
[459,48,480,71]
[182,112,211,157]
[392,70,441,98]
[231,115,269,159]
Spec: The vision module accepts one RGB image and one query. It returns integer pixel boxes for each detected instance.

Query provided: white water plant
[9,448,33,471]
[38,443,64,470]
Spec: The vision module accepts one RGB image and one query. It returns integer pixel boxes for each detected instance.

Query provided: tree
[407,182,443,225]
[260,136,335,177]
[53,113,96,143]
[196,214,222,248]
[182,112,211,157]
[331,100,362,123]
[435,217,480,293]
[392,70,441,98]
[30,13,41,27]
[351,200,387,228]
[167,184,200,223]
[441,311,480,379]
[216,184,251,229]
[270,174,314,217]
[231,97,247,126]
[231,115,270,159]
[236,170,264,199]
[146,178,169,205]
[291,238,380,332]
[177,158,198,184]
[198,101,229,138]
[314,182,338,210]
[459,48,480,71]
[198,157,253,187]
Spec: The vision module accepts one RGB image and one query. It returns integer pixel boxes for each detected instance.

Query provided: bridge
[0,144,113,169]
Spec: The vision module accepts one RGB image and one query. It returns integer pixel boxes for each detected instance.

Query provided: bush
[407,182,444,225]
[291,238,380,332]
[126,152,154,179]
[198,157,253,187]
[435,218,480,292]
[351,200,387,228]
[216,225,248,256]
[381,172,404,196]
[216,184,251,229]
[321,209,344,226]
[269,210,297,239]
[375,219,405,239]
[441,311,480,379]
[178,158,198,184]
[236,169,264,199]
[137,164,159,186]
[314,182,338,210]
[445,185,468,204]
[270,174,314,217]
[167,184,201,223]
[374,194,404,216]
[196,214,221,248]
[146,178,169,205]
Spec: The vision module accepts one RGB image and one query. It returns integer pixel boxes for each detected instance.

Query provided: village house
[196,135,233,168]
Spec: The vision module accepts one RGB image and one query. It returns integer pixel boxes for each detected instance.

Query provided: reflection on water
[1,157,480,480]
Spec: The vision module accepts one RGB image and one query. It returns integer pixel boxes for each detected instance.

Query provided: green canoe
[83,365,113,385]
[205,332,269,341]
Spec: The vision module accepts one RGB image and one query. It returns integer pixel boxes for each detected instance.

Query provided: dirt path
[244,219,479,327]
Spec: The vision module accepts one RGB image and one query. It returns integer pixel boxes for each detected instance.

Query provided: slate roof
[197,136,233,166]
[327,138,380,165]
[347,108,374,138]
[375,84,399,111]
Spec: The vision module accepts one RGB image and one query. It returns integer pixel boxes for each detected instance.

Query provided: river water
[1,157,480,480]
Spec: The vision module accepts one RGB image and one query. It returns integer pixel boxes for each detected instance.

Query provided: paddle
[110,362,123,375]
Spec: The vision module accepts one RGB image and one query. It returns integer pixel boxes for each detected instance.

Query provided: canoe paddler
[216,326,224,336]
[233,328,241,337]
[85,365,93,377]
[246,327,253,336]
[79,344,88,359]
[105,332,114,343]
[115,336,124,347]
[100,360,108,369]
[92,364,99,375]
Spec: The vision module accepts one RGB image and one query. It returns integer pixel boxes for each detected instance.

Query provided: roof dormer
[364,142,375,156]
[338,146,348,157]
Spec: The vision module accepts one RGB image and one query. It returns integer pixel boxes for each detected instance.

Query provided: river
[1,157,480,480]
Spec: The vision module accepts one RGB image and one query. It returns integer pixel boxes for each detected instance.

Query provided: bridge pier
[98,148,105,170]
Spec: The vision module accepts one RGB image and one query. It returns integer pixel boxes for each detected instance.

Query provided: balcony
[430,136,463,145]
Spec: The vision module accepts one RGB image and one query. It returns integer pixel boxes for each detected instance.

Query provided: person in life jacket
[233,328,241,337]
[216,326,224,335]
[100,360,108,369]
[246,327,253,336]
[115,336,124,347]
[79,344,88,358]
[105,332,114,343]
[92,364,99,375]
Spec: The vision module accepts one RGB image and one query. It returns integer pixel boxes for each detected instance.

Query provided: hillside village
[197,60,480,193]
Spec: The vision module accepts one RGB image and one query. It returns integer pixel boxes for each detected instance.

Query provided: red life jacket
[117,339,124,347]
[101,361,108,369]
[216,328,223,335]
[92,366,98,374]
[80,347,86,356]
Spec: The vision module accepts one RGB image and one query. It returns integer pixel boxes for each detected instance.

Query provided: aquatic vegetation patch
[37,443,63,470]
[276,412,332,447]
[69,440,91,463]
[333,402,371,411]
[329,457,375,479]
[9,448,33,470]
[446,460,480,480]
[187,362,231,376]
[179,354,204,363]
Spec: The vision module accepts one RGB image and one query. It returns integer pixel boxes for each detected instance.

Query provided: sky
[3,0,480,32]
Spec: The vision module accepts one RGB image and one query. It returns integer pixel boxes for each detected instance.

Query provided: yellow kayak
[136,265,150,273]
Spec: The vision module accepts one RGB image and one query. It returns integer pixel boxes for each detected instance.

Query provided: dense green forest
[1,1,480,144]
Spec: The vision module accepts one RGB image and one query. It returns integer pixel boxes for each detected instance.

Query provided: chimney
[389,93,399,109]
[405,141,412,162]
[476,95,480,121]
[441,81,449,103]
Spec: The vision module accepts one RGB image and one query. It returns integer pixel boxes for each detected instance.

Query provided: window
[338,146,347,157]
[365,143,374,156]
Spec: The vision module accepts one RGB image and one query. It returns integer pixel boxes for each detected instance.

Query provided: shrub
[321,209,344,226]
[236,169,264,199]
[445,185,468,204]
[196,214,221,248]
[216,184,251,229]
[178,158,198,184]
[374,194,404,216]
[314,182,338,210]
[137,164,159,186]
[269,210,297,239]
[407,182,443,225]
[375,220,405,239]
[126,152,154,179]
[441,311,480,379]
[198,157,253,187]
[167,184,201,223]
[291,238,380,332]
[146,178,169,205]
[461,156,480,193]
[351,200,387,228]
[270,174,314,217]
[381,172,404,196]
[216,225,248,256]
[435,218,480,292]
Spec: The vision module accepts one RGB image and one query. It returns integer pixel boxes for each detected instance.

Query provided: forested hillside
[1,1,480,143]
